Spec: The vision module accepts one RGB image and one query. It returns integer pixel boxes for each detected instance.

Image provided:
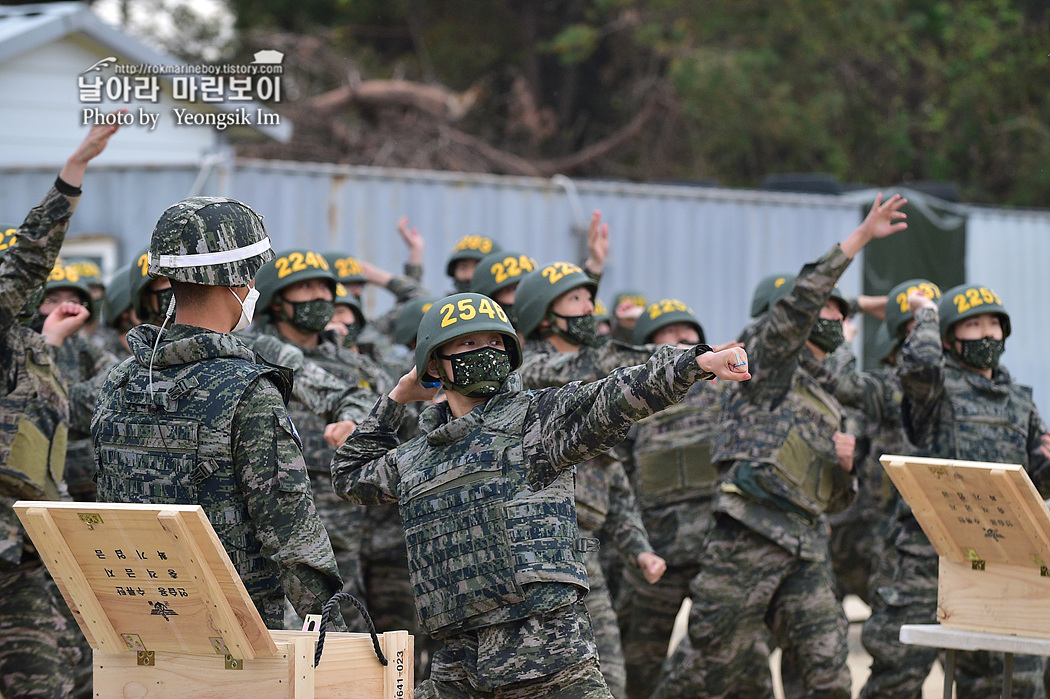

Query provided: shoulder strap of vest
[253,351,293,405]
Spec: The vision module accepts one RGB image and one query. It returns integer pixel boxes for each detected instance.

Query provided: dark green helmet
[255,248,338,314]
[44,258,93,308]
[394,296,439,347]
[446,235,501,277]
[324,251,367,285]
[872,321,899,365]
[148,196,274,286]
[512,262,597,338]
[102,263,133,329]
[612,289,648,315]
[593,298,610,324]
[65,258,104,291]
[470,250,538,298]
[939,283,1011,340]
[0,225,17,256]
[885,278,942,339]
[415,293,521,380]
[633,299,705,345]
[333,282,367,328]
[129,247,172,323]
[750,273,794,317]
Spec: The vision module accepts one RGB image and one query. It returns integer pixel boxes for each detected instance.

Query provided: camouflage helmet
[885,278,942,339]
[333,282,367,328]
[512,262,597,338]
[255,248,338,314]
[938,283,1011,340]
[394,296,438,348]
[44,258,93,308]
[750,273,794,318]
[148,196,274,286]
[324,251,367,286]
[446,235,501,277]
[102,263,133,328]
[633,299,706,345]
[415,293,521,381]
[470,250,538,298]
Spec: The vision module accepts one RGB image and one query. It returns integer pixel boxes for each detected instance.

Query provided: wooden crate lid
[880,455,1050,569]
[14,501,277,660]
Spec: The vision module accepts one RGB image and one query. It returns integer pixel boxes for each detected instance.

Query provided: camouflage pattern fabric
[0,181,84,697]
[51,333,120,501]
[93,323,344,629]
[655,244,858,699]
[333,345,712,689]
[517,338,654,389]
[652,515,848,699]
[577,455,651,699]
[254,322,385,631]
[361,263,431,344]
[860,305,1050,699]
[615,379,728,699]
[0,562,83,699]
[415,613,612,699]
[148,197,274,286]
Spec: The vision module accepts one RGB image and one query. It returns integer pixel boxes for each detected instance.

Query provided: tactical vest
[937,365,1034,465]
[397,395,589,637]
[633,386,722,507]
[715,369,845,516]
[0,335,67,501]
[94,353,284,613]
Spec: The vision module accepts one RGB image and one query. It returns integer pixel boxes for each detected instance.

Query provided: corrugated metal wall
[3,158,1049,414]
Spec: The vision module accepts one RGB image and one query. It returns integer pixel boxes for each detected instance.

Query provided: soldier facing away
[331,291,751,699]
[92,197,345,630]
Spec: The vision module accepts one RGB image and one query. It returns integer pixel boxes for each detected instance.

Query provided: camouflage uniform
[519,336,657,697]
[822,347,904,602]
[614,379,727,699]
[51,334,119,501]
[652,244,857,699]
[0,180,86,699]
[860,305,1049,699]
[332,345,716,698]
[93,323,344,628]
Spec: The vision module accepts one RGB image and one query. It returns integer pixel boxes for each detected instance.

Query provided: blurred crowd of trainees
[1,119,1048,699]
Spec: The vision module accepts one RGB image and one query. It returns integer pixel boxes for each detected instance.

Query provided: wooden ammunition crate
[881,455,1050,639]
[14,501,413,698]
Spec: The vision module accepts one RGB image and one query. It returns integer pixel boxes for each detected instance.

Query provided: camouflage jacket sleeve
[1025,404,1050,496]
[745,244,852,400]
[526,345,711,480]
[331,395,404,506]
[518,339,658,389]
[67,367,114,434]
[0,181,79,336]
[824,345,894,424]
[232,377,344,622]
[370,271,431,337]
[600,459,652,563]
[897,306,946,450]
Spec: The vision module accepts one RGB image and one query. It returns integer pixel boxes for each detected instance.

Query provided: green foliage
[225,0,1050,207]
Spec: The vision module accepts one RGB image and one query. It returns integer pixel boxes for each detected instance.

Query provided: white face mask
[230,286,259,332]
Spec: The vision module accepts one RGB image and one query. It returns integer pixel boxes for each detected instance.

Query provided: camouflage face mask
[282,298,334,334]
[550,311,600,348]
[142,287,174,325]
[453,278,473,293]
[809,318,844,353]
[340,323,362,349]
[956,336,1005,370]
[436,346,512,397]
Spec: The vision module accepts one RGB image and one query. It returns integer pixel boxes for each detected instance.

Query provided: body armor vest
[936,364,1034,465]
[632,384,722,507]
[715,369,845,516]
[397,394,589,637]
[0,333,67,501]
[94,352,284,615]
